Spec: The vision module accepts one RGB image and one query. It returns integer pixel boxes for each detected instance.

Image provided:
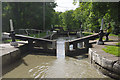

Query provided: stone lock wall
[2,49,21,67]
[89,48,120,79]
[2,44,30,68]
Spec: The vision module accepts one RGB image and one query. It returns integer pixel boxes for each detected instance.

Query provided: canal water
[2,36,111,78]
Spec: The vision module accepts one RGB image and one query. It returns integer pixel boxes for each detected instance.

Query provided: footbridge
[3,32,57,54]
[65,33,99,55]
[3,32,100,55]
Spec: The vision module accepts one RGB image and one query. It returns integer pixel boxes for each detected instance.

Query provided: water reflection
[28,63,49,78]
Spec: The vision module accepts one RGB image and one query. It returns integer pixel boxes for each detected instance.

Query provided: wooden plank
[68,33,99,44]
[15,34,55,43]
[2,32,56,43]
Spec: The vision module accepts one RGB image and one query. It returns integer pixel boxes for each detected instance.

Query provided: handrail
[66,33,99,44]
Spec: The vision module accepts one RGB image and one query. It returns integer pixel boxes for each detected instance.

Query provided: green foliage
[116,42,120,47]
[2,2,56,32]
[53,10,81,31]
[29,32,52,38]
[3,2,119,35]
[53,2,119,34]
[72,2,119,33]
[3,39,21,43]
[61,10,75,30]
[82,32,94,36]
[109,34,119,37]
[30,32,46,38]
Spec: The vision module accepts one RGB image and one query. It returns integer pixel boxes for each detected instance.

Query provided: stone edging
[89,48,120,79]
[2,44,30,67]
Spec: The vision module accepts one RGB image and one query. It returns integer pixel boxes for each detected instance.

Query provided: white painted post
[52,41,56,49]
[9,19,18,47]
[10,19,14,31]
[100,18,104,30]
[97,18,104,45]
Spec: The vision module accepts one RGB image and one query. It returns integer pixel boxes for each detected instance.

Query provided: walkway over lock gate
[4,32,100,55]
[65,33,99,55]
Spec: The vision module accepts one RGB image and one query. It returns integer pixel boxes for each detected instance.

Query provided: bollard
[97,18,104,45]
[97,30,104,45]
[9,19,18,47]
[10,31,18,47]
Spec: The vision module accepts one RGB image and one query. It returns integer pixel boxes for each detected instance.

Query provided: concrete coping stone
[89,45,120,76]
[0,43,25,56]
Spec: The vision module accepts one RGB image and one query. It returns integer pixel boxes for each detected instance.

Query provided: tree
[72,2,119,33]
[2,2,57,32]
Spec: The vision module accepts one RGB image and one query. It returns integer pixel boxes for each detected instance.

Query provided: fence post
[28,39,34,50]
[52,41,56,49]
[42,42,48,50]
[85,39,90,47]
[84,39,89,51]
[79,42,83,48]
[65,42,69,55]
[73,42,77,50]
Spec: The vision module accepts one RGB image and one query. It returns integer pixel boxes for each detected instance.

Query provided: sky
[54,0,79,12]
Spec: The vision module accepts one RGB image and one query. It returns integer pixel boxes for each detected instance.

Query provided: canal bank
[89,36,120,79]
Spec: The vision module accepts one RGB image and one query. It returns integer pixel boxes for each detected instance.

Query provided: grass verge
[96,38,112,41]
[109,33,119,37]
[103,42,120,57]
[82,32,94,36]
[3,39,21,43]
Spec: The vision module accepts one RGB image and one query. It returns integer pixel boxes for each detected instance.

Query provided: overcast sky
[54,0,79,12]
